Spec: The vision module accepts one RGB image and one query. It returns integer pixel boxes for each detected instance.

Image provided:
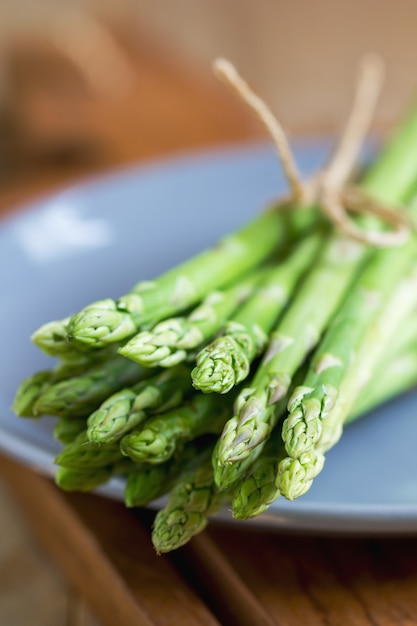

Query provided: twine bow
[213,55,412,247]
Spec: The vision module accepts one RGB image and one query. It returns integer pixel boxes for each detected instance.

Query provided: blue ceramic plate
[1,140,417,535]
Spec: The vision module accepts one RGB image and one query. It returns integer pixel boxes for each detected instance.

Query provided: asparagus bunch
[214,100,417,471]
[12,84,417,556]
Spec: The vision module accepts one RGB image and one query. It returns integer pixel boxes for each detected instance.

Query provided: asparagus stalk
[349,310,417,418]
[231,432,286,519]
[231,330,417,519]
[31,317,87,357]
[54,431,123,469]
[53,416,88,444]
[212,391,289,489]
[279,255,417,499]
[66,207,316,349]
[55,458,131,492]
[220,296,417,510]
[215,104,417,466]
[191,230,323,394]
[13,371,53,417]
[13,344,123,419]
[124,440,205,507]
[211,437,253,491]
[363,307,417,366]
[212,361,308,492]
[151,447,229,553]
[33,354,155,418]
[211,429,285,493]
[282,207,417,463]
[352,349,417,419]
[32,317,116,372]
[86,365,193,444]
[51,347,120,381]
[318,257,417,451]
[125,461,177,508]
[120,392,234,464]
[119,270,264,367]
[203,355,290,498]
[55,465,115,492]
[232,444,323,517]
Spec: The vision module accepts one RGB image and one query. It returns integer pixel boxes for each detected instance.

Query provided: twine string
[213,55,412,247]
[213,59,306,204]
[323,53,385,189]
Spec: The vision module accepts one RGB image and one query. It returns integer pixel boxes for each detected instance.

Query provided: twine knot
[213,55,413,247]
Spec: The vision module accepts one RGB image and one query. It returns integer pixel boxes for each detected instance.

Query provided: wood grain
[0,29,259,219]
[5,446,417,626]
[200,525,417,625]
[0,454,220,626]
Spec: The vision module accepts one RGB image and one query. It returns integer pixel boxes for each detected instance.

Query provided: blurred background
[0,0,415,190]
[0,1,417,624]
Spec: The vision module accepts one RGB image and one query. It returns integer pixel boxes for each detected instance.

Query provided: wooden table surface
[1,31,417,626]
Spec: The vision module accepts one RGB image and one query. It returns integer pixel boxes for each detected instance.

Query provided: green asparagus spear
[231,432,286,519]
[33,354,155,418]
[211,437,257,491]
[14,340,122,418]
[212,391,289,489]
[191,230,323,394]
[66,207,317,349]
[316,255,417,452]
[232,346,417,519]
[337,303,417,421]
[31,317,86,357]
[212,363,307,490]
[87,365,193,444]
[282,208,417,463]
[124,441,205,507]
[120,392,234,464]
[233,319,417,518]
[51,347,119,381]
[213,230,371,465]
[53,416,88,444]
[278,255,417,499]
[215,102,417,466]
[55,465,114,492]
[32,317,116,371]
[13,371,53,417]
[381,309,417,358]
[214,332,318,468]
[119,270,264,367]
[55,457,131,492]
[349,309,417,418]
[352,349,417,419]
[151,447,229,553]
[125,462,174,507]
[54,431,123,469]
